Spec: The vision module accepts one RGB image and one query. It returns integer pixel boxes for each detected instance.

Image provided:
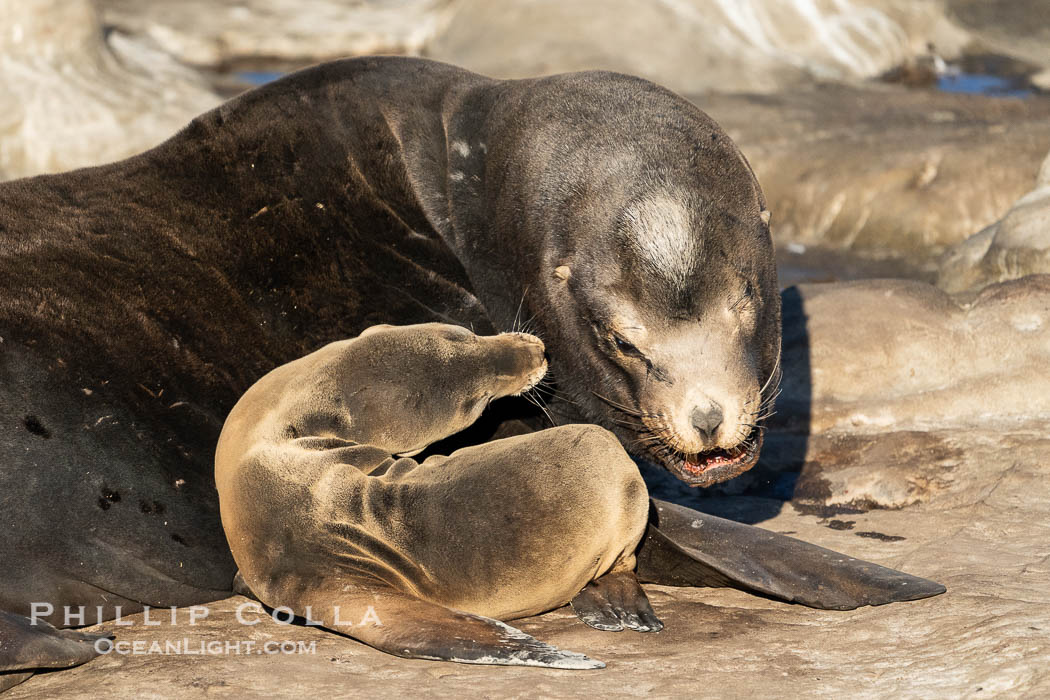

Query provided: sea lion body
[0,57,942,679]
[215,324,650,666]
[0,58,488,628]
[0,56,774,627]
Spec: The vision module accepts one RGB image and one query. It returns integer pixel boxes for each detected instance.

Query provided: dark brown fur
[0,57,778,627]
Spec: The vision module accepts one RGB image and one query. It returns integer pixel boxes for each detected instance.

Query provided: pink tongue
[687,450,739,473]
[685,456,717,474]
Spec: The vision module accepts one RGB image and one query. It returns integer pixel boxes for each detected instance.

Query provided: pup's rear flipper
[309,588,605,669]
[0,609,112,690]
[637,499,946,610]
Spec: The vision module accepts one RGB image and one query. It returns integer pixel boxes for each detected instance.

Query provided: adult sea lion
[0,57,943,682]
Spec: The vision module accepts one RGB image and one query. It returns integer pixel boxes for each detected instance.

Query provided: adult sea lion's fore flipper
[0,609,112,678]
[636,499,946,610]
[571,570,663,632]
[307,587,605,669]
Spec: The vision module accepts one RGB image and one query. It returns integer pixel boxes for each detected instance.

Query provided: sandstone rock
[98,0,458,69]
[425,0,968,95]
[777,276,1050,435]
[946,0,1050,74]
[938,150,1050,293]
[698,87,1050,263]
[0,0,220,180]
[98,0,971,95]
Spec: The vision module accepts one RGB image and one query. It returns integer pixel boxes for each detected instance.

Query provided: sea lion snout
[603,320,768,486]
[649,384,756,453]
[690,401,724,446]
[487,332,548,396]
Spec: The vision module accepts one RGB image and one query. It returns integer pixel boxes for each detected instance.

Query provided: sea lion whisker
[521,389,557,427]
[510,285,532,334]
[609,418,646,431]
[632,436,666,446]
[535,384,582,409]
[759,354,782,396]
[591,391,644,417]
[518,313,541,337]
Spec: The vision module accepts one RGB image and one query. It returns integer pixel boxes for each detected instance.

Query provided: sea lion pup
[215,323,655,668]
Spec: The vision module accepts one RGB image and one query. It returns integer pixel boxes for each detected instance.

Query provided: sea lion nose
[691,403,723,443]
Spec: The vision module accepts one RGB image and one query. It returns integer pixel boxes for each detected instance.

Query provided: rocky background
[3,0,1049,696]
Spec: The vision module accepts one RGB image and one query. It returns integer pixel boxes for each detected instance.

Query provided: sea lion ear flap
[636,499,946,610]
[553,265,572,281]
[760,209,771,226]
[358,324,394,337]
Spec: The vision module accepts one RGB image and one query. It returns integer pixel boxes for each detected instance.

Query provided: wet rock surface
[946,0,1050,76]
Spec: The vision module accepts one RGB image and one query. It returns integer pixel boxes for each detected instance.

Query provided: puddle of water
[883,52,1040,98]
[937,72,1033,98]
[236,71,285,86]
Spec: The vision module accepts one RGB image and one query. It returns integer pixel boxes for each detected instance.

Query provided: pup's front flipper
[637,499,946,610]
[571,570,663,632]
[306,587,605,669]
[0,609,112,691]
[232,569,261,602]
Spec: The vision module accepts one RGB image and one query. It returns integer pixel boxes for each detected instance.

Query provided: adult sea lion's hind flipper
[636,499,946,611]
[312,589,605,669]
[0,609,112,683]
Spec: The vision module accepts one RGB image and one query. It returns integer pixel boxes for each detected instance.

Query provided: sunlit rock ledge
[939,149,1050,293]
[99,0,969,94]
[0,0,219,181]
[780,275,1050,436]
[698,87,1050,265]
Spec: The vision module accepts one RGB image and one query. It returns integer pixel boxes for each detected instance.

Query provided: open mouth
[643,429,763,488]
[589,392,767,488]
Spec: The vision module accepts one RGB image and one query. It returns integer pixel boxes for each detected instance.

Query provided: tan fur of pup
[215,323,649,668]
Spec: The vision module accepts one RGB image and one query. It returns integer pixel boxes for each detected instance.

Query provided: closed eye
[731,280,756,311]
[614,334,645,359]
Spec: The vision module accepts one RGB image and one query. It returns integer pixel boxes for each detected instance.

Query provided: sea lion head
[353,323,548,454]
[545,187,780,487]
[472,72,781,487]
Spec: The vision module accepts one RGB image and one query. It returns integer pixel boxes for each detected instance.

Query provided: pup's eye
[614,335,642,357]
[744,280,755,299]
